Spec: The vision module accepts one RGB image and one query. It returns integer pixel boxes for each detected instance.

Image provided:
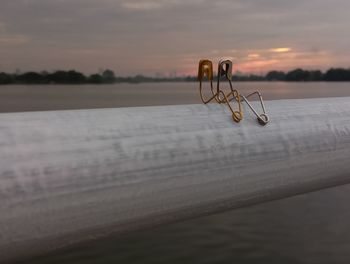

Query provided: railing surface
[1,97,350,263]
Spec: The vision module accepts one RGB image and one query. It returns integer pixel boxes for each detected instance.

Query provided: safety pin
[198,59,243,122]
[198,59,217,104]
[216,58,241,103]
[216,58,234,103]
[216,58,243,120]
[241,91,269,125]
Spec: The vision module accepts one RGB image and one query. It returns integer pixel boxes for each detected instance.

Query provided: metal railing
[1,97,350,262]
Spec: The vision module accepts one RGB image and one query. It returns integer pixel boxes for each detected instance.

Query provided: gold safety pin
[198,59,217,104]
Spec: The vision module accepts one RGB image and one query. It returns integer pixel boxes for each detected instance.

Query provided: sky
[0,0,350,76]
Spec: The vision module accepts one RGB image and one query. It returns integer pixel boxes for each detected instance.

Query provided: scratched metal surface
[1,97,350,263]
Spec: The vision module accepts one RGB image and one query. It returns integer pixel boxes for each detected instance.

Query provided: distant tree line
[1,67,350,85]
[0,69,196,85]
[0,69,117,85]
[265,68,350,81]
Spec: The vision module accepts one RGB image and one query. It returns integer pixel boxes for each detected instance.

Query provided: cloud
[0,22,5,32]
[248,53,261,59]
[120,1,164,10]
[0,35,29,45]
[0,0,350,74]
[0,20,29,46]
[270,48,292,53]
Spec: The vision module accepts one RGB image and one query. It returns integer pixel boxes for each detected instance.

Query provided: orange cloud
[248,53,261,59]
[270,48,292,53]
[237,59,279,72]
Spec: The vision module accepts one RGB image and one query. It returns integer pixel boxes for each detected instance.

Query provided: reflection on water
[4,82,350,264]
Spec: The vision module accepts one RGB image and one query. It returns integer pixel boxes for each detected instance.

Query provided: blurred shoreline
[2,68,350,85]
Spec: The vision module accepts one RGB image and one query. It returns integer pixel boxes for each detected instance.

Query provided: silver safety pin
[217,58,234,103]
[241,91,269,125]
[218,58,233,80]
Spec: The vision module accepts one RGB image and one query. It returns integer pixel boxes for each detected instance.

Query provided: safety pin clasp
[218,58,233,80]
[241,91,269,125]
[198,59,213,81]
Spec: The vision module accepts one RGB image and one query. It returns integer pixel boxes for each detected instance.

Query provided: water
[3,82,350,264]
[1,82,350,112]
